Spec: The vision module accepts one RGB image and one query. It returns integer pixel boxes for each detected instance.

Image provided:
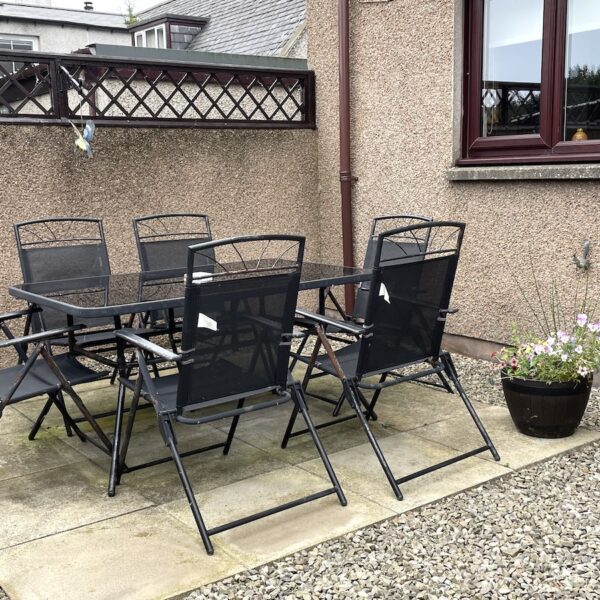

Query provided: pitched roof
[0,2,126,29]
[138,0,305,56]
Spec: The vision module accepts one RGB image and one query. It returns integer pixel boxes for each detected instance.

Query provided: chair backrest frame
[14,217,112,331]
[133,213,213,273]
[354,215,433,321]
[355,221,465,378]
[176,234,305,412]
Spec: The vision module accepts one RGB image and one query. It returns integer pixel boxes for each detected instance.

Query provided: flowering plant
[495,252,600,383]
[496,314,600,383]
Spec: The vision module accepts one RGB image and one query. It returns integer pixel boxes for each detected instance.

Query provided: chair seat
[0,354,107,404]
[121,358,280,415]
[296,342,360,378]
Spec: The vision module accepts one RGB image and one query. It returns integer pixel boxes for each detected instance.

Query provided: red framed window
[460,0,600,165]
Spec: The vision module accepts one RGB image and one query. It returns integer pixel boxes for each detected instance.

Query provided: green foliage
[124,1,138,26]
[495,259,600,383]
[567,64,600,87]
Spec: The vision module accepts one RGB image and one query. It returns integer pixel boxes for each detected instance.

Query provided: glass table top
[9,263,371,318]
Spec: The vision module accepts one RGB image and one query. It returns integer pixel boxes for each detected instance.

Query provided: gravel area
[182,356,600,600]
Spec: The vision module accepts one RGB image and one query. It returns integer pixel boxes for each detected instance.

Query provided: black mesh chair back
[14,218,112,331]
[356,221,465,377]
[133,213,213,273]
[176,235,305,411]
[354,215,432,321]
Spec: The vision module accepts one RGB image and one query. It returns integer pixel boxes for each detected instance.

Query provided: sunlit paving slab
[0,461,153,549]
[0,508,245,600]
[299,430,512,512]
[410,404,600,470]
[159,466,394,568]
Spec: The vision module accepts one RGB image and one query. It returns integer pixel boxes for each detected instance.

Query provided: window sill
[448,163,600,181]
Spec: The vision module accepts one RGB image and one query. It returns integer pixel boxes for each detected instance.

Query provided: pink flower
[509,356,518,370]
[577,313,588,327]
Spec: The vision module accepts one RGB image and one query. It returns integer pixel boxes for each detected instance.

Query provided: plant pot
[501,372,592,438]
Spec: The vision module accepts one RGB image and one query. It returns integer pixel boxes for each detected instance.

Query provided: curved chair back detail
[177,235,305,411]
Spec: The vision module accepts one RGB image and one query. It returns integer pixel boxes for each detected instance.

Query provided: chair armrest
[295,309,367,336]
[0,325,81,349]
[0,308,40,323]
[116,329,181,363]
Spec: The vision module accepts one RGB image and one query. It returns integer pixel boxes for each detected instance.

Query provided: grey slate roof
[138,0,305,57]
[0,2,126,29]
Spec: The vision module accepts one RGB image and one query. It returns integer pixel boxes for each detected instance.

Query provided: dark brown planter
[501,372,592,438]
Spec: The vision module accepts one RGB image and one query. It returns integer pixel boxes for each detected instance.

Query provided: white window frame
[0,35,38,74]
[133,24,167,49]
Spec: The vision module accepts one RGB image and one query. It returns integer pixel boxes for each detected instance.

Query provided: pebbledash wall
[0,125,319,312]
[307,0,600,343]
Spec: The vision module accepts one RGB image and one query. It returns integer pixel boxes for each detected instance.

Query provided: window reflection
[481,0,544,137]
[564,0,600,141]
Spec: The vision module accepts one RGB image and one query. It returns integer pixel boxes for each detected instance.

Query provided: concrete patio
[1,366,599,600]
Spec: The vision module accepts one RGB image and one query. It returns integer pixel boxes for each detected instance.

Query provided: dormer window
[130,15,206,51]
[133,24,166,48]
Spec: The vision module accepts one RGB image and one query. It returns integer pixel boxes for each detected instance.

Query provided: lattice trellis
[0,50,315,128]
[0,60,54,117]
[482,83,540,136]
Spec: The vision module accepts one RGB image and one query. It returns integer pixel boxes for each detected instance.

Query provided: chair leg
[441,354,500,462]
[281,403,300,449]
[346,379,403,500]
[290,333,309,370]
[117,380,142,485]
[108,382,127,497]
[293,382,347,507]
[51,392,87,442]
[161,416,214,555]
[332,389,346,417]
[223,398,245,455]
[28,396,54,441]
[365,373,387,420]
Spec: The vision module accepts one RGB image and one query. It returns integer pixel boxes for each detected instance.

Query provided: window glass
[564,0,600,141]
[481,0,544,137]
[157,26,165,48]
[134,32,143,47]
[146,29,156,48]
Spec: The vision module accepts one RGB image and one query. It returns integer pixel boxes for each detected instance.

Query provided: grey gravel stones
[183,356,600,600]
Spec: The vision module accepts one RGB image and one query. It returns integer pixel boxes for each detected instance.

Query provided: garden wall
[0,125,319,313]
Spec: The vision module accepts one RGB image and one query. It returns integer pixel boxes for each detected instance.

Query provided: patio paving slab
[120,436,289,506]
[0,407,33,436]
[214,402,398,465]
[362,381,475,431]
[160,466,394,568]
[410,404,600,470]
[0,461,153,549]
[0,508,244,600]
[0,429,85,482]
[299,430,512,512]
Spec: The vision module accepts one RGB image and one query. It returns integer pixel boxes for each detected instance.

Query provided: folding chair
[294,215,453,416]
[109,235,347,554]
[0,308,109,450]
[283,221,500,500]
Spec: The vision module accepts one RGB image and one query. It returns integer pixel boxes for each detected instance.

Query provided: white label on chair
[379,283,391,304]
[185,271,213,285]
[197,313,218,331]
